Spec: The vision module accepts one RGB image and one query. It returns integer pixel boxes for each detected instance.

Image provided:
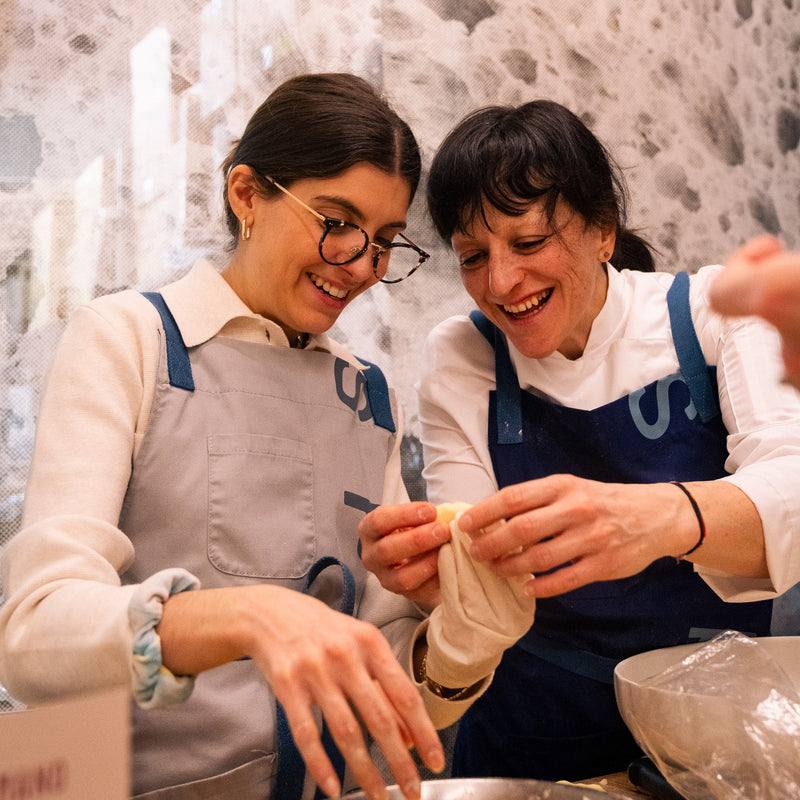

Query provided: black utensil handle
[627,757,688,800]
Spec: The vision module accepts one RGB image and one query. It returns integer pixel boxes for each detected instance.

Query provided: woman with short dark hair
[361,98,800,782]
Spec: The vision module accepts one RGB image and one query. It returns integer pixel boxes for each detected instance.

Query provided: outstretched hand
[158,585,444,800]
[709,235,800,388]
[252,590,444,799]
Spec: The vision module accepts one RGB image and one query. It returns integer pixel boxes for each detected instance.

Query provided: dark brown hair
[221,73,421,248]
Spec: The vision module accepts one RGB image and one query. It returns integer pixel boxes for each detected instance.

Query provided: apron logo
[628,373,697,440]
[334,358,373,422]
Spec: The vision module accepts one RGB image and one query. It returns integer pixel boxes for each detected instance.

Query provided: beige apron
[120,293,396,798]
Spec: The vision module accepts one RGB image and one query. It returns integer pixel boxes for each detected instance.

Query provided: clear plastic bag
[630,631,800,799]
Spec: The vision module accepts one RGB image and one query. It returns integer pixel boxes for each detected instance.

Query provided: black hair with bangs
[426,100,654,271]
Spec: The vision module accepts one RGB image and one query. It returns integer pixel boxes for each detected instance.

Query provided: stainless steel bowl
[340,777,628,800]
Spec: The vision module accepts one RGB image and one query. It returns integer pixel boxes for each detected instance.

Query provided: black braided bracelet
[670,480,706,558]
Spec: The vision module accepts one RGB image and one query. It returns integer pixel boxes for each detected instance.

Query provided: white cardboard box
[0,686,130,799]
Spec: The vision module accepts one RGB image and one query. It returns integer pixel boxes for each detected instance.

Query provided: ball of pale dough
[435,502,472,525]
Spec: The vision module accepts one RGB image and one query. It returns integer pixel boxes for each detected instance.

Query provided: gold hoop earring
[241,217,252,241]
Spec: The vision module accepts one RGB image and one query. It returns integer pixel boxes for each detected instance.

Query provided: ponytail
[611,228,657,272]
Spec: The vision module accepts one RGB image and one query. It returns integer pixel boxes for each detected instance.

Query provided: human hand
[159,585,444,800]
[249,588,444,800]
[424,505,536,690]
[455,475,698,598]
[709,235,800,387]
[359,502,450,609]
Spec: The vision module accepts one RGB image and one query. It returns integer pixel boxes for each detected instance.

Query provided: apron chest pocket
[207,433,316,579]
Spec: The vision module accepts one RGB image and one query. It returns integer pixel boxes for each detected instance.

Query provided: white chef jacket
[0,260,474,729]
[419,263,800,602]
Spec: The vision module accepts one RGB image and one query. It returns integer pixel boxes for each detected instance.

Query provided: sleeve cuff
[409,620,492,730]
[128,569,200,709]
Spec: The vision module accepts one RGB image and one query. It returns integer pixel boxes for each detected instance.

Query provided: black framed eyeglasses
[265,176,430,284]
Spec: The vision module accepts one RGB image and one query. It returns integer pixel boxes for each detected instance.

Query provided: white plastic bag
[632,631,800,799]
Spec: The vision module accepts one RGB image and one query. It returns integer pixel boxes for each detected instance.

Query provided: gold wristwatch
[420,652,471,701]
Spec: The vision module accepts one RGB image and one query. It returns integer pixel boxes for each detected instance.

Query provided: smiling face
[453,198,615,360]
[223,163,412,342]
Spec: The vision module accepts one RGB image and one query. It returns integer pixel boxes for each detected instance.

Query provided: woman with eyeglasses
[0,73,492,800]
[359,99,800,782]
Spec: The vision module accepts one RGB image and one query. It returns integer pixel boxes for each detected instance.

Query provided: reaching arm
[157,585,444,800]
[456,475,768,599]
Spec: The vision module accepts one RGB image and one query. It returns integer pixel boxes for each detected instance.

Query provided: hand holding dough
[424,503,536,689]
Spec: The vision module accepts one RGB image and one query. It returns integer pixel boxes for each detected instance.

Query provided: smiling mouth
[309,272,348,300]
[502,288,553,316]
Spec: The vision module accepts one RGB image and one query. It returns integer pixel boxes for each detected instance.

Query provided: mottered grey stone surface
[0,0,798,529]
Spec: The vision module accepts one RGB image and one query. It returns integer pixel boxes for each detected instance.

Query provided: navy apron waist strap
[517,630,620,685]
[666,272,719,422]
[141,292,195,391]
[304,556,357,617]
[274,706,306,800]
[274,557,357,800]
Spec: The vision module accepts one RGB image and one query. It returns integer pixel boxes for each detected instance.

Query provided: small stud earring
[241,217,252,241]
[603,251,610,261]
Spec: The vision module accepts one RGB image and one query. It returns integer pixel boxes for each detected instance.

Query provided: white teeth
[504,290,550,314]
[310,273,348,299]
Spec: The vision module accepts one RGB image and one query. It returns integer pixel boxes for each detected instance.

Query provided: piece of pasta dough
[435,502,472,526]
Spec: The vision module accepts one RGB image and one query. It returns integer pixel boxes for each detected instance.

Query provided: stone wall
[1,0,798,545]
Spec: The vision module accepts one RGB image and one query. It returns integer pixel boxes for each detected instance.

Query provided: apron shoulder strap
[469,308,495,343]
[356,357,396,433]
[469,310,523,444]
[141,292,195,391]
[666,272,720,422]
[142,291,394,435]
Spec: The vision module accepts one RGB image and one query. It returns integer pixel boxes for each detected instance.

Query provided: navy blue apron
[452,273,772,782]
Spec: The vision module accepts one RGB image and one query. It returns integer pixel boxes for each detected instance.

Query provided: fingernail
[428,748,445,773]
[417,506,431,521]
[402,777,421,800]
[432,523,450,543]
